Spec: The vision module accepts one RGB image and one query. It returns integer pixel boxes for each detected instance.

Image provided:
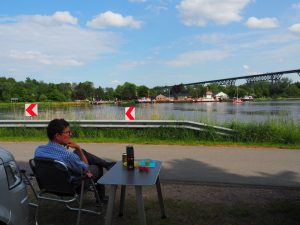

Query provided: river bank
[1,97,300,106]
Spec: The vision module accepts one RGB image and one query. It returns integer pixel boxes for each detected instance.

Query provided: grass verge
[0,119,299,149]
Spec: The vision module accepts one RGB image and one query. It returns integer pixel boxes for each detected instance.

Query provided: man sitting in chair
[35,118,115,204]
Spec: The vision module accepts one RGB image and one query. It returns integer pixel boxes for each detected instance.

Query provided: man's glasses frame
[60,130,72,135]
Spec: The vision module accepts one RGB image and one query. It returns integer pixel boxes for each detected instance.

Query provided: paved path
[1,142,300,188]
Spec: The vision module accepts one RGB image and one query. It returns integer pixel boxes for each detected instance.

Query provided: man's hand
[66,141,81,151]
[66,141,89,164]
[86,171,93,178]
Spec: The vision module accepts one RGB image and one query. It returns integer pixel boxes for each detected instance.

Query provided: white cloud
[9,50,82,66]
[259,43,300,63]
[166,49,231,67]
[245,17,279,29]
[52,11,78,25]
[292,3,300,10]
[87,11,142,29]
[0,13,119,73]
[243,65,249,70]
[22,11,78,26]
[146,5,168,14]
[111,80,122,86]
[289,23,300,34]
[120,60,148,70]
[177,0,251,26]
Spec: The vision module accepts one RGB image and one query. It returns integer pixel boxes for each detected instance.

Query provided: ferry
[137,97,155,103]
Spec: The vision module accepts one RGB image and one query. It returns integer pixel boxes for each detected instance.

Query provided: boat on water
[136,97,155,103]
[194,90,217,102]
[194,97,217,102]
[232,98,243,104]
[242,95,254,101]
[232,86,243,104]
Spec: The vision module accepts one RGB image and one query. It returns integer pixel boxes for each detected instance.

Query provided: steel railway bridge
[168,68,300,88]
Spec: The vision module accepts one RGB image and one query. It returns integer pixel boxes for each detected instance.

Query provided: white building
[215,92,229,100]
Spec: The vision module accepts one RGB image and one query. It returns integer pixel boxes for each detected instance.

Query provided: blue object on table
[139,160,145,166]
[149,160,156,168]
[139,159,156,168]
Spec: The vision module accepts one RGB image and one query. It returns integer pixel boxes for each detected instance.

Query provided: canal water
[0,100,299,124]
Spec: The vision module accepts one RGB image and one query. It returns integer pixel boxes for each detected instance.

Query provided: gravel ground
[130,181,300,205]
[27,181,300,225]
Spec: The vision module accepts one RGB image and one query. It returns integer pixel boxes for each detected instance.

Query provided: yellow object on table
[123,161,139,167]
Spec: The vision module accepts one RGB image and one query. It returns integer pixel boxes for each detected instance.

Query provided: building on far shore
[10,98,18,103]
[155,94,168,102]
[215,92,229,101]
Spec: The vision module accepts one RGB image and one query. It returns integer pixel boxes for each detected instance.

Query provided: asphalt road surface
[1,142,300,188]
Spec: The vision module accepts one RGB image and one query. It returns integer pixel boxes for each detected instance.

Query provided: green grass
[0,101,91,107]
[0,119,299,149]
[229,119,300,147]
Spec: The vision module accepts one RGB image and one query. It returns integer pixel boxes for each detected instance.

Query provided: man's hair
[47,119,70,140]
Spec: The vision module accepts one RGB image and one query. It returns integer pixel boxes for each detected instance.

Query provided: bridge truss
[169,69,300,88]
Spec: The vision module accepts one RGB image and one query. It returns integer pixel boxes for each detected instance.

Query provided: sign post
[125,106,135,120]
[25,103,38,117]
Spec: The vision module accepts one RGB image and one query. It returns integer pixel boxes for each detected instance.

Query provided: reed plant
[229,118,300,146]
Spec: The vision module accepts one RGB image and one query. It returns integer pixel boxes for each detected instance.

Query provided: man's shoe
[100,196,109,204]
[96,195,109,206]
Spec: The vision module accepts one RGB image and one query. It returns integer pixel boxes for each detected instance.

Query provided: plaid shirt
[35,141,88,175]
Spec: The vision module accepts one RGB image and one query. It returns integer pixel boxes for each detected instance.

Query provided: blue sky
[1,0,300,88]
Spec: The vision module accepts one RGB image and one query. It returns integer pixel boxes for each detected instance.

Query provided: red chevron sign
[125,106,135,120]
[25,103,38,117]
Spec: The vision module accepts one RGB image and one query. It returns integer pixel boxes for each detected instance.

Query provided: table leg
[105,185,118,225]
[135,186,147,225]
[156,176,167,218]
[119,185,126,216]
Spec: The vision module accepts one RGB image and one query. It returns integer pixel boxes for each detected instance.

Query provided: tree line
[0,76,299,102]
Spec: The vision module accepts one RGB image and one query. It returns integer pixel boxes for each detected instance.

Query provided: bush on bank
[0,120,299,148]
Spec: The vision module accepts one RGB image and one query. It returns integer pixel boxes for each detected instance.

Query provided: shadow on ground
[17,158,300,225]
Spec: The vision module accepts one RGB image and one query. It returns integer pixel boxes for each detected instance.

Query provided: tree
[104,87,114,100]
[114,85,124,100]
[207,83,221,93]
[286,84,300,97]
[251,81,270,98]
[73,81,95,100]
[270,78,291,97]
[57,83,73,101]
[187,86,198,97]
[137,85,149,98]
[186,85,204,97]
[121,82,137,100]
[95,86,105,100]
[38,94,48,101]
[224,85,237,98]
[150,86,169,97]
[170,84,186,97]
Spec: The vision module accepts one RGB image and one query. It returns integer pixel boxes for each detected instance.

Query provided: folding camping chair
[29,157,101,225]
